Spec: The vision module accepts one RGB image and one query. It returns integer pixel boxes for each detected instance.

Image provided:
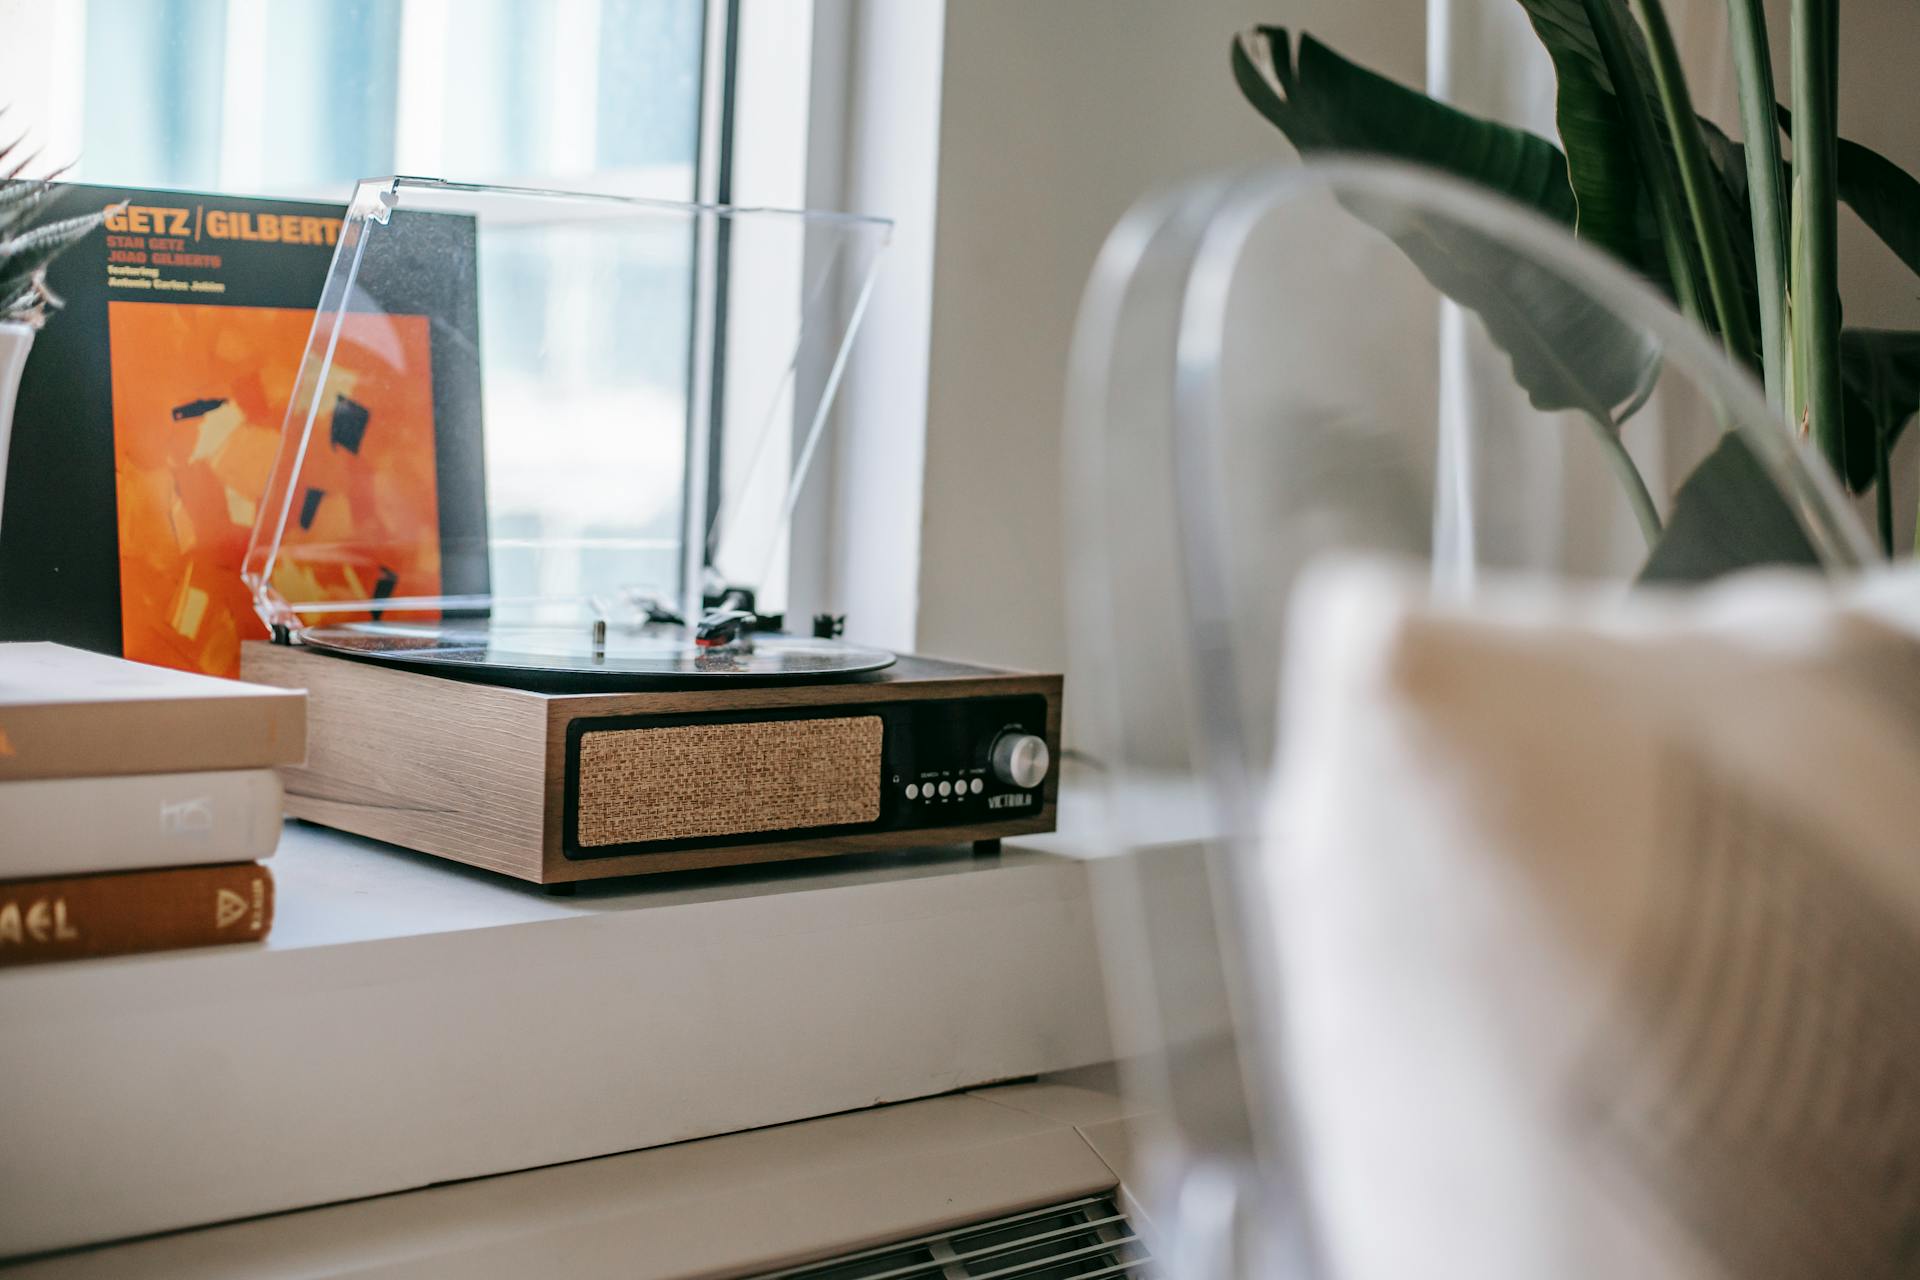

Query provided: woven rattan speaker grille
[576,716,885,847]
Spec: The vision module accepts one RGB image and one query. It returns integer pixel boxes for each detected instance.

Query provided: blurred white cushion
[1268,559,1920,1280]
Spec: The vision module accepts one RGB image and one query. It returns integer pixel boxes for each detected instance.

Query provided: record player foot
[542,881,579,896]
[972,839,1002,859]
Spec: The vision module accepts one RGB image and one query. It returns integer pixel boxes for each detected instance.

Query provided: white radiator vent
[749,1193,1156,1280]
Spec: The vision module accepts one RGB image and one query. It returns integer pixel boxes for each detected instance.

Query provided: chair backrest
[1062,158,1874,1275]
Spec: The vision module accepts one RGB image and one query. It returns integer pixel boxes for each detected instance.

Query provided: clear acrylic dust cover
[242,176,890,674]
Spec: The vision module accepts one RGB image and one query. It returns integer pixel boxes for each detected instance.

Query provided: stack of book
[0,643,305,968]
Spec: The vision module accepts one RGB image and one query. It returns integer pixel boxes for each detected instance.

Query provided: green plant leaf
[1779,104,1920,283]
[1837,136,1920,281]
[1511,0,1662,283]
[0,276,36,309]
[0,178,48,209]
[1232,27,1577,222]
[1689,117,1766,369]
[1638,430,1821,581]
[0,209,108,300]
[0,279,46,323]
[1833,328,1920,492]
[0,180,61,241]
[0,137,37,182]
[1232,26,1661,422]
[1368,207,1666,424]
[1513,3,1770,358]
[1724,0,1789,408]
[1638,0,1757,366]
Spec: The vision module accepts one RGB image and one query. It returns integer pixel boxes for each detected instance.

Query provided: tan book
[0,643,305,781]
[0,863,273,968]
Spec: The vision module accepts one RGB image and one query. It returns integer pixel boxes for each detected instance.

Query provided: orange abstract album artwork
[108,303,442,676]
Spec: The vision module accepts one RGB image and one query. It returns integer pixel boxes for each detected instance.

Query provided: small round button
[937,781,953,797]
[969,777,984,795]
[905,783,919,800]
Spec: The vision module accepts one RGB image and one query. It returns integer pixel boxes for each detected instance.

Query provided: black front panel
[563,694,1050,859]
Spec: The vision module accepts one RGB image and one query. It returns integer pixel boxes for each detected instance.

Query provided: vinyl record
[300,620,896,685]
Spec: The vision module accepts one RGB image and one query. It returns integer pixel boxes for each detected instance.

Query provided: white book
[0,769,282,879]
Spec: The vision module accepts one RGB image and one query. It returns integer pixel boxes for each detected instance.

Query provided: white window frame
[780,0,946,652]
[4,0,944,646]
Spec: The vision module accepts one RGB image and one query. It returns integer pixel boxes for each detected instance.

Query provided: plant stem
[1588,414,1665,546]
[1724,0,1789,412]
[1791,0,1844,476]
[1876,429,1894,555]
[1582,0,1708,330]
[1637,0,1757,367]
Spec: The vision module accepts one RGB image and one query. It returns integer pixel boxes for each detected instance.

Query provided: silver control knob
[989,732,1050,790]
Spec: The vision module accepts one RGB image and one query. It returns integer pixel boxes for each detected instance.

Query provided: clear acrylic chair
[1062,159,1874,1278]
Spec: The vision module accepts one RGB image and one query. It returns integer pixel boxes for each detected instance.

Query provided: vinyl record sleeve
[0,184,480,678]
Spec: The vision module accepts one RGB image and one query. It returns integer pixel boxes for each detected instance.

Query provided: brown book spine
[0,864,273,968]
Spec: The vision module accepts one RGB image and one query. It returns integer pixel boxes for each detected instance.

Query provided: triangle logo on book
[215,888,250,930]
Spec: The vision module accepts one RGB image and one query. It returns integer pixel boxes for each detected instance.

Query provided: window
[6,0,847,622]
[47,0,703,201]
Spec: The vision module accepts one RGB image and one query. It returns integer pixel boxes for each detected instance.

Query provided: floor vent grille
[749,1192,1155,1280]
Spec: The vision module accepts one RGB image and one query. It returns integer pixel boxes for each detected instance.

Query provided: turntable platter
[300,620,896,684]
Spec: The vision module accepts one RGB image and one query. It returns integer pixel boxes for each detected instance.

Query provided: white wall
[888,0,1436,774]
[911,2,1429,687]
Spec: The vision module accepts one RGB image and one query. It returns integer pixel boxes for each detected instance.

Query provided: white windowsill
[0,776,1122,1258]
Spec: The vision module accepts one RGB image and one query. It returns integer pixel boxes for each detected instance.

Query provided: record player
[237,178,1059,885]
